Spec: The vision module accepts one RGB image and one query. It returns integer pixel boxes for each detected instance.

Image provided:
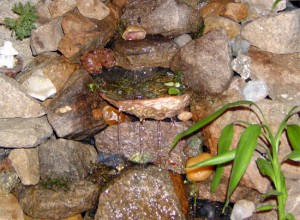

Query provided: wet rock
[8,148,40,185]
[0,117,53,148]
[30,17,64,55]
[0,193,25,220]
[0,75,45,118]
[248,47,300,102]
[48,0,77,18]
[77,0,110,21]
[95,166,188,219]
[58,4,120,60]
[203,16,241,39]
[17,53,80,95]
[114,37,178,70]
[241,9,300,54]
[16,180,100,219]
[220,3,249,22]
[121,0,201,37]
[47,70,107,140]
[95,121,192,173]
[39,139,97,181]
[170,29,233,95]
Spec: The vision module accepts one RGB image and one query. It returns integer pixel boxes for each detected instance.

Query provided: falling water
[139,118,146,166]
[156,120,162,166]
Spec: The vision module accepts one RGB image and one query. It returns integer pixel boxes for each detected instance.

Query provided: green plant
[170,100,300,220]
[4,2,37,40]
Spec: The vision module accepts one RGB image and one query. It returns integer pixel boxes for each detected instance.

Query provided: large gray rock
[39,139,97,181]
[241,9,300,54]
[30,17,64,55]
[8,148,40,185]
[114,37,178,70]
[47,70,107,140]
[95,121,192,173]
[170,29,233,94]
[95,166,188,220]
[121,0,201,37]
[0,117,53,148]
[17,180,100,219]
[0,75,45,118]
[247,46,300,102]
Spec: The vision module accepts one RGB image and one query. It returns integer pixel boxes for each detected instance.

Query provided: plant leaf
[287,151,300,162]
[211,123,234,193]
[256,205,275,212]
[256,158,275,183]
[169,100,255,153]
[261,189,283,199]
[225,124,261,208]
[287,124,300,151]
[187,149,236,169]
[286,213,296,220]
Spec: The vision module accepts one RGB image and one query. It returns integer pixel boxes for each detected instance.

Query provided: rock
[95,166,188,219]
[47,70,107,140]
[95,121,192,173]
[20,69,57,101]
[170,29,233,95]
[239,0,286,17]
[200,2,225,19]
[0,193,25,220]
[0,75,45,118]
[58,4,120,60]
[30,17,64,55]
[16,180,100,219]
[247,47,300,102]
[203,16,241,39]
[230,200,255,220]
[231,53,251,79]
[121,0,201,37]
[114,36,178,70]
[48,0,77,18]
[241,9,300,54]
[77,0,110,21]
[185,153,214,181]
[39,139,97,181]
[284,179,300,218]
[173,34,192,48]
[8,148,40,185]
[242,80,268,102]
[36,0,54,24]
[24,214,83,220]
[0,162,19,194]
[16,52,80,95]
[0,117,53,148]
[220,2,249,22]
[122,26,147,41]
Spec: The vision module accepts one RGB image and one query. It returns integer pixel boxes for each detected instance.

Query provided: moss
[40,178,71,192]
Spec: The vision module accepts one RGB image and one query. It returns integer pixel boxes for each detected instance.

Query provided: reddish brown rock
[220,3,249,22]
[200,2,225,19]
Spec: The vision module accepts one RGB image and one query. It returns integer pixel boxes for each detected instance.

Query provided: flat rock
[16,180,100,219]
[248,46,300,102]
[0,75,45,118]
[95,166,188,220]
[114,36,178,70]
[170,29,233,94]
[95,121,192,173]
[241,9,300,54]
[121,0,201,37]
[8,148,40,185]
[47,70,107,140]
[39,139,97,181]
[0,117,53,148]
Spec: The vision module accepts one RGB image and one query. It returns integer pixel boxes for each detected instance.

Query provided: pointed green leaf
[170,100,255,153]
[261,189,283,199]
[287,124,300,151]
[211,124,234,193]
[287,151,300,162]
[286,213,295,220]
[188,149,236,169]
[256,158,275,183]
[226,124,261,206]
[256,205,275,212]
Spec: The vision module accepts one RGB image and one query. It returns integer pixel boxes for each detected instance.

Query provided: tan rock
[24,214,83,220]
[0,194,24,220]
[204,16,241,39]
[220,2,249,22]
[77,0,110,21]
[200,2,225,19]
[185,153,214,181]
[48,0,77,18]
